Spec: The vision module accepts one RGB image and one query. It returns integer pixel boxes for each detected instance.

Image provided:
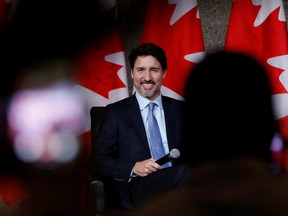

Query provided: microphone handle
[155,154,171,165]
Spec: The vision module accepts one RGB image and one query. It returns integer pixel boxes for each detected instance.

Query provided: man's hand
[133,158,161,177]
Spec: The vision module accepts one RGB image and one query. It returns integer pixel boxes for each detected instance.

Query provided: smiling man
[89,43,191,210]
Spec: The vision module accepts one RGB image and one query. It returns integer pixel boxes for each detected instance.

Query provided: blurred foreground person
[0,0,114,215]
[131,51,288,216]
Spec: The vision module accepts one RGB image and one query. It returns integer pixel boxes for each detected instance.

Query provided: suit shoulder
[108,96,130,107]
[162,95,184,105]
[90,97,130,113]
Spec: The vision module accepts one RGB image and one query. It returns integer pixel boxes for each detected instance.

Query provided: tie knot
[149,102,157,111]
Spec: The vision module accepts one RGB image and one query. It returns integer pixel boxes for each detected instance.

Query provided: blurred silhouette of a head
[183,51,278,166]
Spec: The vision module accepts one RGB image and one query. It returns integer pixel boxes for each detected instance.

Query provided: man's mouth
[141,82,154,89]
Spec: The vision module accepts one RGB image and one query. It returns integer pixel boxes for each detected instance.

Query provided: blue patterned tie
[148,102,168,167]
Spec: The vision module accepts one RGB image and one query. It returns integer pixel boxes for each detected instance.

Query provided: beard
[135,82,161,100]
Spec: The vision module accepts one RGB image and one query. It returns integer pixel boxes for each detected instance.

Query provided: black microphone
[155,148,180,165]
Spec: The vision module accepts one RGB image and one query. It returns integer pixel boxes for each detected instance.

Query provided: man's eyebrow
[150,66,160,70]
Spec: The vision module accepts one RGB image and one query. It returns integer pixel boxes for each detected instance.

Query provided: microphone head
[169,148,180,159]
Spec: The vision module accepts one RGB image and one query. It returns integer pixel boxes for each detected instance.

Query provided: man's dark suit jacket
[89,93,184,207]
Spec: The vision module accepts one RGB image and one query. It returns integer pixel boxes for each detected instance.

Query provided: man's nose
[143,71,152,80]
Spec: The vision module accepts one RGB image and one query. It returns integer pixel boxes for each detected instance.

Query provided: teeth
[142,83,153,89]
[143,83,153,86]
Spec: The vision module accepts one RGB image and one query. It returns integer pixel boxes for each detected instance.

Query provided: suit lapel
[127,94,150,152]
[162,96,176,149]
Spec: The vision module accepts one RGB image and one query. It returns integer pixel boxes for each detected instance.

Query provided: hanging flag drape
[224,0,288,169]
[73,1,128,155]
[141,0,205,100]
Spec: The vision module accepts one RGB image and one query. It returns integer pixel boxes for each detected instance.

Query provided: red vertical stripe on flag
[141,0,205,99]
[0,0,12,30]
[225,0,288,170]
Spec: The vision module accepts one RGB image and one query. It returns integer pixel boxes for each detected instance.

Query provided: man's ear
[130,69,134,79]
[163,70,167,78]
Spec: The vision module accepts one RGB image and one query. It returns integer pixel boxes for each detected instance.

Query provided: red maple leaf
[74,27,126,99]
[141,1,204,97]
[225,1,288,95]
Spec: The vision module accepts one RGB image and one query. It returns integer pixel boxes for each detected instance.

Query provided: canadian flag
[141,0,205,100]
[73,0,128,153]
[225,0,288,169]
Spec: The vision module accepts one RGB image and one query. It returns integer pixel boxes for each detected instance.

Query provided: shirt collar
[135,92,163,111]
